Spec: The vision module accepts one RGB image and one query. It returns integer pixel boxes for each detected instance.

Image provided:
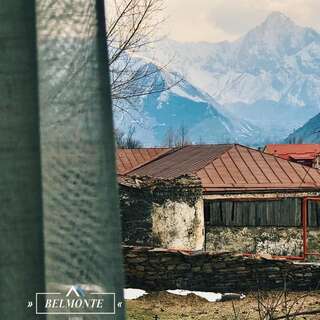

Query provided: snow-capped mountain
[285,112,320,143]
[114,62,262,146]
[146,12,320,142]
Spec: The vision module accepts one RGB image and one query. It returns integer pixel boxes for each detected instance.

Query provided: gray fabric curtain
[0,1,125,319]
[0,1,45,319]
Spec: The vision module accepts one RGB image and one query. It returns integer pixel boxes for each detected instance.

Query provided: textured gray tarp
[37,0,125,319]
[0,1,45,319]
[0,0,125,319]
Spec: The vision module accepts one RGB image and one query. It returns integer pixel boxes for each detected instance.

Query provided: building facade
[117,145,320,259]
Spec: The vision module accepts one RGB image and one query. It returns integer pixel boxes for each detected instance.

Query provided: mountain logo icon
[66,285,85,298]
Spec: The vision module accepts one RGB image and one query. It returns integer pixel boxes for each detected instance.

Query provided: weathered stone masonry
[123,246,320,292]
[119,175,204,250]
[205,227,320,256]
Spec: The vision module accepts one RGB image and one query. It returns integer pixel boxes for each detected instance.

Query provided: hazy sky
[162,0,320,42]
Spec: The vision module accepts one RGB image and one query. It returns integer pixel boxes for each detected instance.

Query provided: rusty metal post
[302,197,308,260]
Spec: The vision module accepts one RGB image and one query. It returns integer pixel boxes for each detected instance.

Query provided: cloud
[161,0,233,42]
[161,0,320,42]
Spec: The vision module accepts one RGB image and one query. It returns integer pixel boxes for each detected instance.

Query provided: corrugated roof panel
[236,146,269,184]
[132,149,145,164]
[117,154,133,172]
[290,162,315,184]
[203,183,319,192]
[116,148,172,174]
[211,158,235,184]
[127,149,140,167]
[203,162,225,185]
[248,150,279,183]
[130,145,233,178]
[219,152,247,184]
[258,153,291,184]
[265,144,320,160]
[146,148,156,157]
[227,147,258,184]
[307,167,320,184]
[290,154,315,160]
[275,158,304,184]
[197,169,213,186]
[127,144,320,192]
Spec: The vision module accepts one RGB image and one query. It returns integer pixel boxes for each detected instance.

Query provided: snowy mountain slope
[113,62,262,146]
[285,113,320,143]
[147,12,320,141]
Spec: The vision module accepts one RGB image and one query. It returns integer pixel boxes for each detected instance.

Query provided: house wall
[204,195,320,256]
[313,155,320,169]
[119,176,204,250]
[152,199,204,250]
[204,198,302,226]
[120,182,320,255]
[205,227,303,255]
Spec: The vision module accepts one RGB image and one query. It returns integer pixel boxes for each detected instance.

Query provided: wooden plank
[287,199,293,227]
[308,201,313,227]
[277,199,282,226]
[249,202,256,226]
[295,198,302,227]
[262,203,268,226]
[309,201,318,227]
[210,201,222,225]
[244,201,249,226]
[316,202,320,227]
[205,198,303,227]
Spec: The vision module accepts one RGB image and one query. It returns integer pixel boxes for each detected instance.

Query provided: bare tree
[115,125,143,148]
[163,123,191,147]
[107,0,180,114]
[37,0,178,131]
[230,279,320,320]
[163,126,176,147]
[176,123,190,147]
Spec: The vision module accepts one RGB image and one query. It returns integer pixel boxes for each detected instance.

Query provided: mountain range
[114,62,263,146]
[285,112,320,143]
[114,12,320,146]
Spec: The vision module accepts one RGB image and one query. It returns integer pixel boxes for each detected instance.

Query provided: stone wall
[119,175,204,250]
[205,227,303,256]
[205,227,320,257]
[123,246,320,292]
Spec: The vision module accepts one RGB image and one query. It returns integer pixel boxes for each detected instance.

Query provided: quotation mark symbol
[117,301,123,308]
[27,301,33,308]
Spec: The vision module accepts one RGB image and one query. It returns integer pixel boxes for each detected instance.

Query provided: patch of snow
[166,289,222,302]
[220,118,232,133]
[124,288,148,300]
[170,84,205,103]
[157,91,169,104]
[139,12,320,142]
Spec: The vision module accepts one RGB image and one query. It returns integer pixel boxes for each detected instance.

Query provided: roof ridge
[124,143,320,191]
[266,143,320,146]
[237,144,320,186]
[118,147,171,150]
[191,144,235,174]
[123,146,182,175]
[237,143,316,167]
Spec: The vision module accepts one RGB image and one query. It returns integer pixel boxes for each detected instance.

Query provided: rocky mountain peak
[262,11,293,28]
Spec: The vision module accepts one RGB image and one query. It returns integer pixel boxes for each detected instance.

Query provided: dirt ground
[126,291,320,320]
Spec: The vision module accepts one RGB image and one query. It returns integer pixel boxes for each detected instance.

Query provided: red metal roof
[265,144,320,161]
[129,144,320,192]
[116,148,172,174]
[129,145,232,178]
[289,154,315,160]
